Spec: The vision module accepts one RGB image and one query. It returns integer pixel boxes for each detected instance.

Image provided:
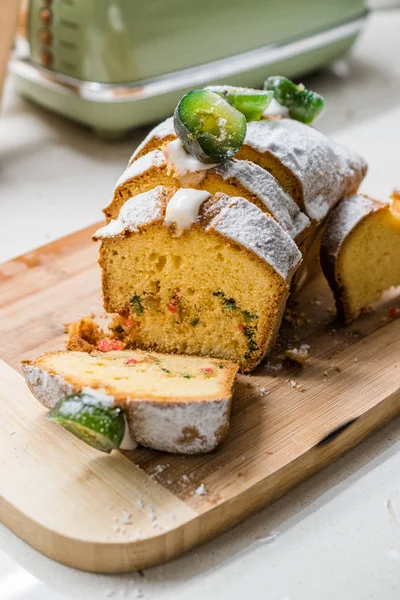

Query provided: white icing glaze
[120,414,138,450]
[94,187,165,239]
[262,98,289,118]
[81,386,115,407]
[164,189,210,230]
[163,139,218,186]
[114,150,166,190]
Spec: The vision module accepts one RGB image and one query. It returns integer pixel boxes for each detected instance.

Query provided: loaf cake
[128,116,368,222]
[104,147,310,243]
[94,186,301,372]
[22,349,238,454]
[320,192,400,323]
[126,116,367,292]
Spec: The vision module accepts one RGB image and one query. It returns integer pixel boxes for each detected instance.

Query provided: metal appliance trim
[9,14,367,103]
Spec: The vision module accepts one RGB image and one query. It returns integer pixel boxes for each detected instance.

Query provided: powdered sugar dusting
[244,119,367,221]
[130,117,175,162]
[115,150,166,190]
[208,197,301,281]
[126,397,231,454]
[321,194,385,259]
[94,187,166,238]
[214,159,310,240]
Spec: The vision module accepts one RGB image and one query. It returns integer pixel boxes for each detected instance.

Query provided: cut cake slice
[94,186,302,372]
[320,192,400,323]
[22,349,238,454]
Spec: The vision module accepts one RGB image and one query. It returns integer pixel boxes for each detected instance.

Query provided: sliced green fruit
[264,76,325,124]
[47,393,125,453]
[174,89,247,163]
[206,86,273,121]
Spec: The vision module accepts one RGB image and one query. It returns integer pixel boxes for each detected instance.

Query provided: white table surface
[1,9,400,600]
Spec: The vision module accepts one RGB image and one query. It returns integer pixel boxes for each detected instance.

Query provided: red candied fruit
[97,338,125,352]
[202,367,215,375]
[126,358,138,365]
[389,307,400,318]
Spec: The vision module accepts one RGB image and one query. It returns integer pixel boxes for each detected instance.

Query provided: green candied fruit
[264,76,325,124]
[213,290,238,312]
[47,393,125,453]
[206,86,273,121]
[243,310,258,323]
[174,89,247,163]
[130,294,144,316]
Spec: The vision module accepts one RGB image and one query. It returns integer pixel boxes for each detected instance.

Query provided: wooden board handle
[0,0,22,106]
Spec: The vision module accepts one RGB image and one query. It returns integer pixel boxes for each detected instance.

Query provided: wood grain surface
[0,225,399,572]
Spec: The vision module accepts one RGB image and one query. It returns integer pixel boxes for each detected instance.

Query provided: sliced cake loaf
[94,186,301,372]
[22,350,238,454]
[104,146,310,243]
[320,192,400,323]
[127,117,368,222]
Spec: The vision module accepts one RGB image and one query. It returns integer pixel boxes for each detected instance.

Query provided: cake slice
[128,117,367,222]
[104,146,310,243]
[22,349,238,454]
[94,186,301,372]
[320,192,400,323]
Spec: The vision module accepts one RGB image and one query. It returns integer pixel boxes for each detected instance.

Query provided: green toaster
[10,0,367,138]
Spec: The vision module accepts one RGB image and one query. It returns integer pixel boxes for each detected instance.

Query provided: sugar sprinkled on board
[149,464,167,478]
[194,483,208,496]
[121,510,132,524]
[258,387,270,396]
[147,506,156,522]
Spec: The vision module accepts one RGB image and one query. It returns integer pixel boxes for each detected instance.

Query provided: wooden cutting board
[1,225,400,573]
